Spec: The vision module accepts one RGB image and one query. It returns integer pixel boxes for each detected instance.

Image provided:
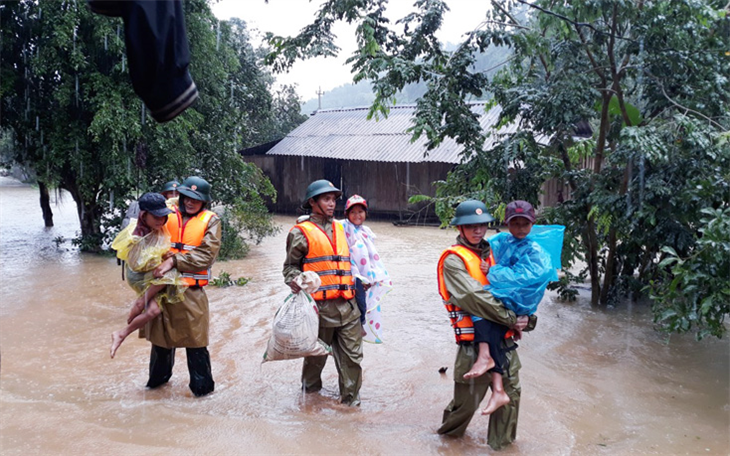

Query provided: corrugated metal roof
[266,103,538,164]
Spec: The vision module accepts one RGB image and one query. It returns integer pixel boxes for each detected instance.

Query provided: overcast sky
[211,0,488,101]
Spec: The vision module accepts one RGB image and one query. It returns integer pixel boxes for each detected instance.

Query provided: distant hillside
[300,44,512,114]
[301,80,377,114]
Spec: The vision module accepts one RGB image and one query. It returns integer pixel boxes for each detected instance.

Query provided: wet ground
[1,178,728,455]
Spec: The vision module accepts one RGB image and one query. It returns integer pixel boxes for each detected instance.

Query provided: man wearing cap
[436,200,537,449]
[151,176,221,397]
[283,179,363,406]
[110,192,176,359]
[120,180,179,231]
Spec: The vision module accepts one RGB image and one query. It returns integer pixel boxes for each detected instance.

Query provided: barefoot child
[340,195,392,343]
[463,200,557,416]
[110,193,186,358]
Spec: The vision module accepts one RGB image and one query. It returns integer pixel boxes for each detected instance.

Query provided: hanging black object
[87,0,198,122]
[86,0,124,17]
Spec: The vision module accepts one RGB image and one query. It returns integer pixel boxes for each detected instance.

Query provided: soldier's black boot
[186,347,214,397]
[147,345,175,389]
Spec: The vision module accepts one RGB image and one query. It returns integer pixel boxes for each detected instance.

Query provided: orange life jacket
[166,208,215,287]
[293,220,355,301]
[437,245,496,344]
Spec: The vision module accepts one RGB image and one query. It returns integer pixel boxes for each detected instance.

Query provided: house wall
[539,178,571,208]
[538,155,598,208]
[244,154,574,222]
[241,155,453,221]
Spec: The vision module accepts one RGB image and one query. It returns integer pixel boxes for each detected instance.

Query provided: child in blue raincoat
[463,200,562,416]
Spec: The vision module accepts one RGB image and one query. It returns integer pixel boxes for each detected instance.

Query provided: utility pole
[316,86,324,111]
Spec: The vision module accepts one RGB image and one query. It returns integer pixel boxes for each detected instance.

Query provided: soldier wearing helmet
[283,179,363,406]
[149,176,221,397]
[436,200,536,449]
[160,180,180,200]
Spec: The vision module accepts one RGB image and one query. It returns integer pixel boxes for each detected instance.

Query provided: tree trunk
[78,202,102,252]
[38,181,54,227]
[600,136,632,306]
[558,138,602,305]
[584,218,601,306]
[584,91,613,307]
[63,180,103,252]
[600,227,618,305]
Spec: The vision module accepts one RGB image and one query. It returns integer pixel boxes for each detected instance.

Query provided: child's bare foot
[481,390,511,415]
[463,356,495,380]
[110,331,125,358]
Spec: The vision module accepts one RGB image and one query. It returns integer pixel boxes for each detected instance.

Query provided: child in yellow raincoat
[110,193,186,358]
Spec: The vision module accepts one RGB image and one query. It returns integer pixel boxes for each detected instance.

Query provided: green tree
[265,0,730,338]
[485,1,730,313]
[1,0,305,256]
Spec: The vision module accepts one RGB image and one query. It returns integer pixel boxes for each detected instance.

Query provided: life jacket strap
[181,272,211,280]
[303,254,350,264]
[172,242,197,251]
[317,269,353,277]
[447,309,470,322]
[318,283,356,291]
[181,268,211,287]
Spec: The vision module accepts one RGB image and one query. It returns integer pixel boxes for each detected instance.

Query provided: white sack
[262,272,330,362]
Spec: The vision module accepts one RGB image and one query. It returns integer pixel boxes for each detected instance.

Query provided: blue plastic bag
[485,225,565,315]
[526,225,565,270]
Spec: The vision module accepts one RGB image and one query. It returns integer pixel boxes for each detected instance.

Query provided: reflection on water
[1,178,728,456]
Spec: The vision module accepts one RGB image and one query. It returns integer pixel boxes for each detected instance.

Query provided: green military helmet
[303,179,342,209]
[177,176,211,202]
[450,200,495,226]
[160,180,180,194]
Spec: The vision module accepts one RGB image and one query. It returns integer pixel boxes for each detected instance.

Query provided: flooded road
[1,178,728,455]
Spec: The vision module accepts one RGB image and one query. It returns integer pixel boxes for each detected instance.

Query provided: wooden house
[239,102,572,222]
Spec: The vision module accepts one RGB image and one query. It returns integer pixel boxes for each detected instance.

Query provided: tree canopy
[1,0,307,257]
[266,0,730,339]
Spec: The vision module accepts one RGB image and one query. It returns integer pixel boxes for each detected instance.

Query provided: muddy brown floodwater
[1,178,728,456]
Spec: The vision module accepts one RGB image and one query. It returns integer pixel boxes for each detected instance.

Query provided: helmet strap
[310,197,326,216]
[457,226,482,249]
